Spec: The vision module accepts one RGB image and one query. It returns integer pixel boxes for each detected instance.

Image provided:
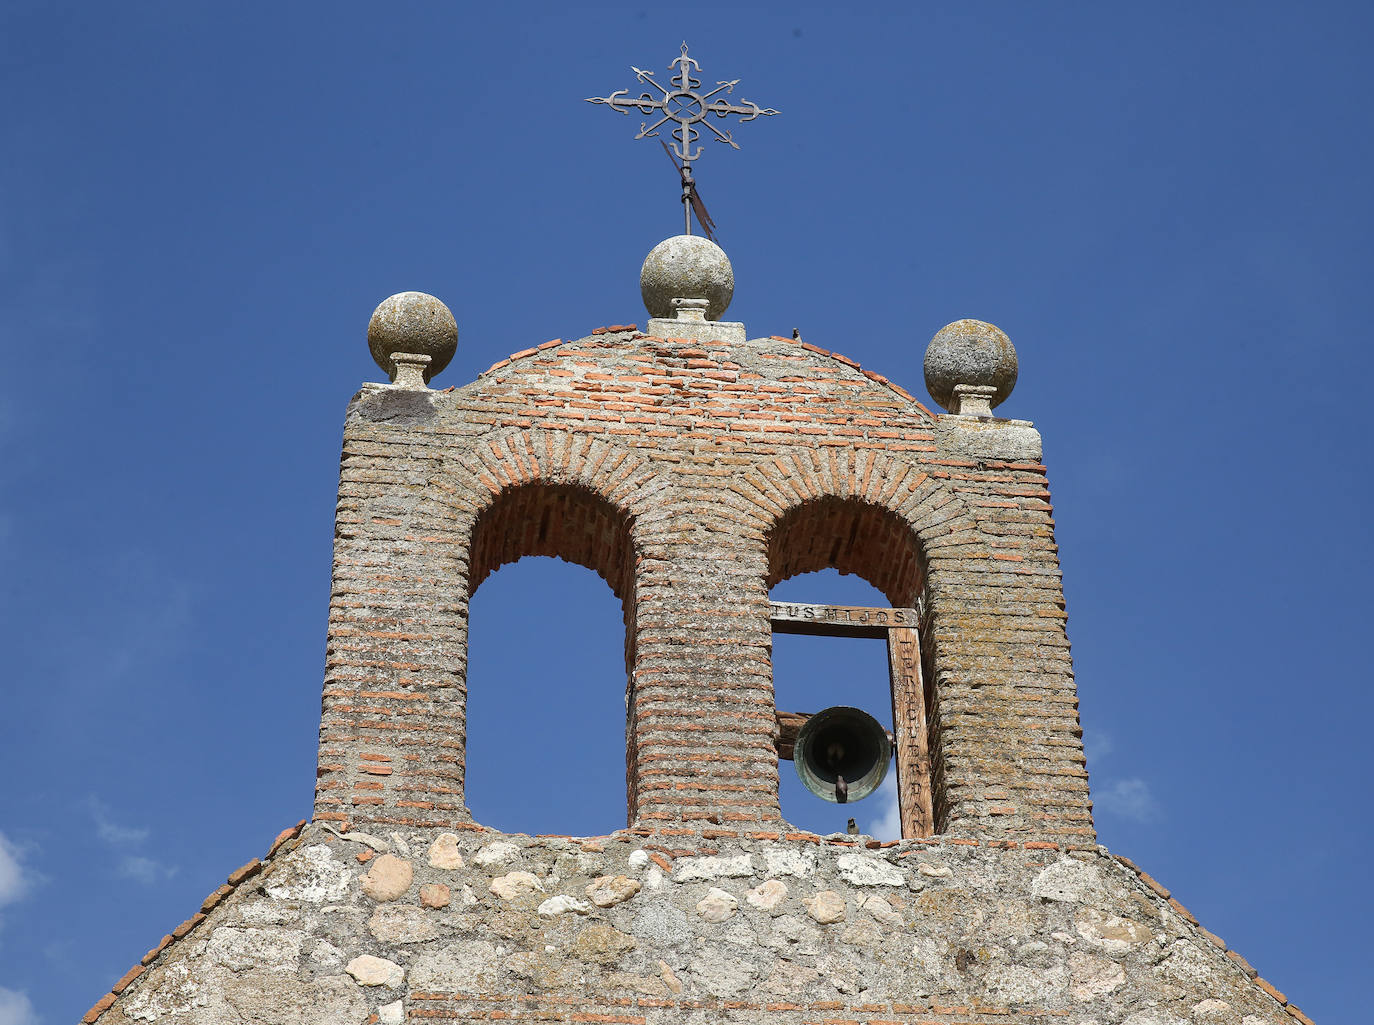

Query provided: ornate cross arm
[586,41,778,235]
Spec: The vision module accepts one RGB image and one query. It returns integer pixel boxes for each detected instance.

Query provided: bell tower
[81,44,1310,1025]
[314,236,1088,845]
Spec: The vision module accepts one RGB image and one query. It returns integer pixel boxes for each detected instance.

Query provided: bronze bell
[793,706,892,804]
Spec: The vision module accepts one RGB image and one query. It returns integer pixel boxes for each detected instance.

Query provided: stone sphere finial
[640,235,734,322]
[923,319,1018,414]
[367,292,458,385]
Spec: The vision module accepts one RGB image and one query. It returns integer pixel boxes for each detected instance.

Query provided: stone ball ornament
[640,234,734,322]
[923,319,1018,412]
[368,291,458,383]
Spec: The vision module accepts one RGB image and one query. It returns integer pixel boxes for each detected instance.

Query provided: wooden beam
[769,601,919,638]
[775,710,810,761]
[887,626,934,838]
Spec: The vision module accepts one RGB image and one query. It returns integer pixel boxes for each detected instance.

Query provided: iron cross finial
[587,42,778,237]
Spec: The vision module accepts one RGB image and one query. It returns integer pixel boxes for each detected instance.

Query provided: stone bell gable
[81,258,1312,1024]
[316,322,1084,843]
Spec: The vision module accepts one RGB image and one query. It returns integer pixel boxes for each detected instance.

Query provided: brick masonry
[86,326,1308,1024]
[316,328,1086,842]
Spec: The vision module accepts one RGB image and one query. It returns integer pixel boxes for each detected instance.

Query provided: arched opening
[465,484,635,835]
[770,569,897,838]
[767,498,936,839]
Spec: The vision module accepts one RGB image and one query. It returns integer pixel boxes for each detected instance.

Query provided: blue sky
[2,3,1370,1022]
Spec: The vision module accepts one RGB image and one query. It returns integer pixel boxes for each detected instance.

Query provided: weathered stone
[818,950,864,994]
[427,833,465,870]
[345,954,403,987]
[1076,907,1152,952]
[1031,859,1101,903]
[836,852,905,886]
[746,878,788,913]
[1191,999,1240,1024]
[360,854,413,902]
[571,923,638,964]
[840,919,884,949]
[635,900,692,947]
[696,887,739,923]
[763,958,821,994]
[205,927,305,972]
[216,971,369,1025]
[924,318,1018,411]
[263,845,352,903]
[409,941,502,992]
[489,871,542,899]
[378,999,405,1025]
[658,960,683,994]
[368,904,438,943]
[766,914,824,954]
[367,291,457,383]
[862,893,903,926]
[640,234,734,321]
[803,890,846,924]
[1015,939,1055,967]
[419,883,451,909]
[985,962,1068,1004]
[764,849,815,878]
[1071,950,1127,1000]
[538,894,591,916]
[688,944,760,998]
[673,853,755,882]
[916,860,952,879]
[340,830,389,852]
[1123,1013,1189,1025]
[1157,940,1228,993]
[472,841,520,867]
[585,874,641,907]
[308,939,344,967]
[604,971,668,996]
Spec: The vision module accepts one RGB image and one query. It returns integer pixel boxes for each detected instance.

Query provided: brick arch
[767,498,924,607]
[455,429,665,529]
[737,448,981,588]
[453,429,668,625]
[745,450,984,838]
[468,483,635,610]
[446,430,667,830]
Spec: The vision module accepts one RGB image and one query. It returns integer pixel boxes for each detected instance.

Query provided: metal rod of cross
[587,41,777,240]
[769,601,935,839]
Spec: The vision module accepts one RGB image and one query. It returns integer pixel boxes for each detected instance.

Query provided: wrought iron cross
[587,42,778,237]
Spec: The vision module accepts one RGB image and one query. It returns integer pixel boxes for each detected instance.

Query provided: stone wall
[316,328,1085,841]
[86,822,1304,1025]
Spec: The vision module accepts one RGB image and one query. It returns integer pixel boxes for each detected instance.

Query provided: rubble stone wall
[89,823,1300,1025]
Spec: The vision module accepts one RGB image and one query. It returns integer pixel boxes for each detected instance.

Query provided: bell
[793,706,892,804]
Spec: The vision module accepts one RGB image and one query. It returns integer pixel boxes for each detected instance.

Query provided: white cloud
[88,799,177,885]
[89,799,149,848]
[0,833,30,908]
[1083,729,1114,763]
[0,986,38,1025]
[864,774,902,842]
[1094,778,1161,823]
[117,856,177,885]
